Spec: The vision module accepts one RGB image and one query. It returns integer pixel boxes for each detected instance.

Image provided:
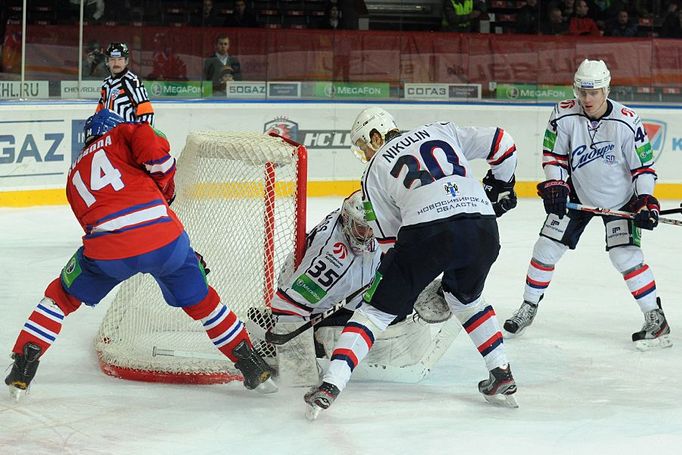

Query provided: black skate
[478,364,518,408]
[5,343,42,401]
[233,340,278,394]
[503,300,539,337]
[304,381,340,420]
[632,298,672,351]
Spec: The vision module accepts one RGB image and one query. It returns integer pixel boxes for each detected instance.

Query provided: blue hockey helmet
[84,109,125,144]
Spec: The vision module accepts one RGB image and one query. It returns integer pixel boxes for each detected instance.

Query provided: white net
[95,132,306,383]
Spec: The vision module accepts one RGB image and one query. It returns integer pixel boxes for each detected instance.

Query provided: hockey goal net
[95,131,307,384]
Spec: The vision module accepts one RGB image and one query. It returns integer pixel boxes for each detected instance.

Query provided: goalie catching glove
[629,194,660,230]
[482,170,517,217]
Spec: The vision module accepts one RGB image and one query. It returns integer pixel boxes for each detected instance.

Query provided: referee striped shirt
[96,68,155,125]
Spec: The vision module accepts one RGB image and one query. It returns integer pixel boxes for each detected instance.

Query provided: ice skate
[478,364,518,408]
[233,340,278,394]
[632,298,672,351]
[304,381,340,420]
[503,300,538,337]
[5,343,42,402]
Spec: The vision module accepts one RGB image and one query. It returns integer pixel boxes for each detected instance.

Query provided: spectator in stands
[320,2,344,29]
[516,0,541,34]
[192,0,226,27]
[541,7,569,34]
[147,33,188,81]
[82,41,109,80]
[441,0,488,33]
[226,0,259,28]
[203,35,242,96]
[661,6,682,37]
[568,0,602,35]
[547,0,576,23]
[605,9,639,36]
[68,0,106,24]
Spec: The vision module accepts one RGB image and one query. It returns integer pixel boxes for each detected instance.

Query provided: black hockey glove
[630,194,660,230]
[195,251,211,275]
[537,179,570,218]
[482,170,517,217]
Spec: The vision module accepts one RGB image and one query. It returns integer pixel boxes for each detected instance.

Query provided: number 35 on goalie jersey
[271,209,382,319]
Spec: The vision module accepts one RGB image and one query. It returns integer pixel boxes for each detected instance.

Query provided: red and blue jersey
[66,122,183,260]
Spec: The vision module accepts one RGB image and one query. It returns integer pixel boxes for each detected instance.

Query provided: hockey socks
[324,305,392,392]
[447,295,507,371]
[12,298,65,356]
[11,277,82,356]
[523,258,555,304]
[182,286,250,362]
[623,264,658,313]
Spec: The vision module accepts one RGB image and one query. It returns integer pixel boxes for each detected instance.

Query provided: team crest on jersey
[333,242,348,259]
[443,181,458,197]
[642,119,666,162]
[264,117,299,141]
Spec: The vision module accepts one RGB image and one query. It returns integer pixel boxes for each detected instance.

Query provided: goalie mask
[341,191,376,254]
[573,59,610,97]
[350,107,398,163]
[84,109,125,144]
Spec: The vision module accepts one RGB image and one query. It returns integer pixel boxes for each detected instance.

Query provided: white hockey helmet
[573,59,611,95]
[350,107,398,162]
[341,191,375,254]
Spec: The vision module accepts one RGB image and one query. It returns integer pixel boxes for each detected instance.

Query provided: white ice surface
[1,198,681,455]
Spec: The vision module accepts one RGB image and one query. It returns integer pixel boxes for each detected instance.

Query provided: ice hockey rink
[1,197,680,455]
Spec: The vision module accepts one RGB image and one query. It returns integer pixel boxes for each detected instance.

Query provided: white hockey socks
[623,264,658,313]
[323,304,394,392]
[446,294,508,371]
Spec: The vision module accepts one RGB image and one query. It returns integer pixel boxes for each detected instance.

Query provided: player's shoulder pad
[608,100,641,125]
[555,99,581,115]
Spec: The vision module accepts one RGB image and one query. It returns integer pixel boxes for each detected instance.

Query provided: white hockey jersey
[271,209,382,318]
[361,122,517,247]
[542,99,656,210]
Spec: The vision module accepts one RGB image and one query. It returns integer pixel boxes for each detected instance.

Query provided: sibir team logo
[264,117,299,141]
[642,119,666,162]
[333,242,348,259]
[571,141,616,170]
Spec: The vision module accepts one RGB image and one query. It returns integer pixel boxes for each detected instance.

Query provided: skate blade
[305,403,322,421]
[483,393,519,408]
[8,385,27,402]
[255,377,279,394]
[634,335,673,351]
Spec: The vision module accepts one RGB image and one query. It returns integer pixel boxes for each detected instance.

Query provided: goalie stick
[567,202,682,227]
[264,284,371,345]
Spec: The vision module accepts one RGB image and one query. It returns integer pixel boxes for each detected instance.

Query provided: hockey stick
[264,284,371,346]
[660,203,682,216]
[567,202,682,227]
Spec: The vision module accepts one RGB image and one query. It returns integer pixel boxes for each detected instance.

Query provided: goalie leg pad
[274,320,319,387]
[445,293,508,371]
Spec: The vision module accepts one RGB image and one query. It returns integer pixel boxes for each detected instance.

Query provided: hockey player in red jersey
[4,110,275,400]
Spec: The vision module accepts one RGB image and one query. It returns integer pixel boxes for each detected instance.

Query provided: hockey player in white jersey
[304,107,520,418]
[264,191,455,386]
[503,59,671,351]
